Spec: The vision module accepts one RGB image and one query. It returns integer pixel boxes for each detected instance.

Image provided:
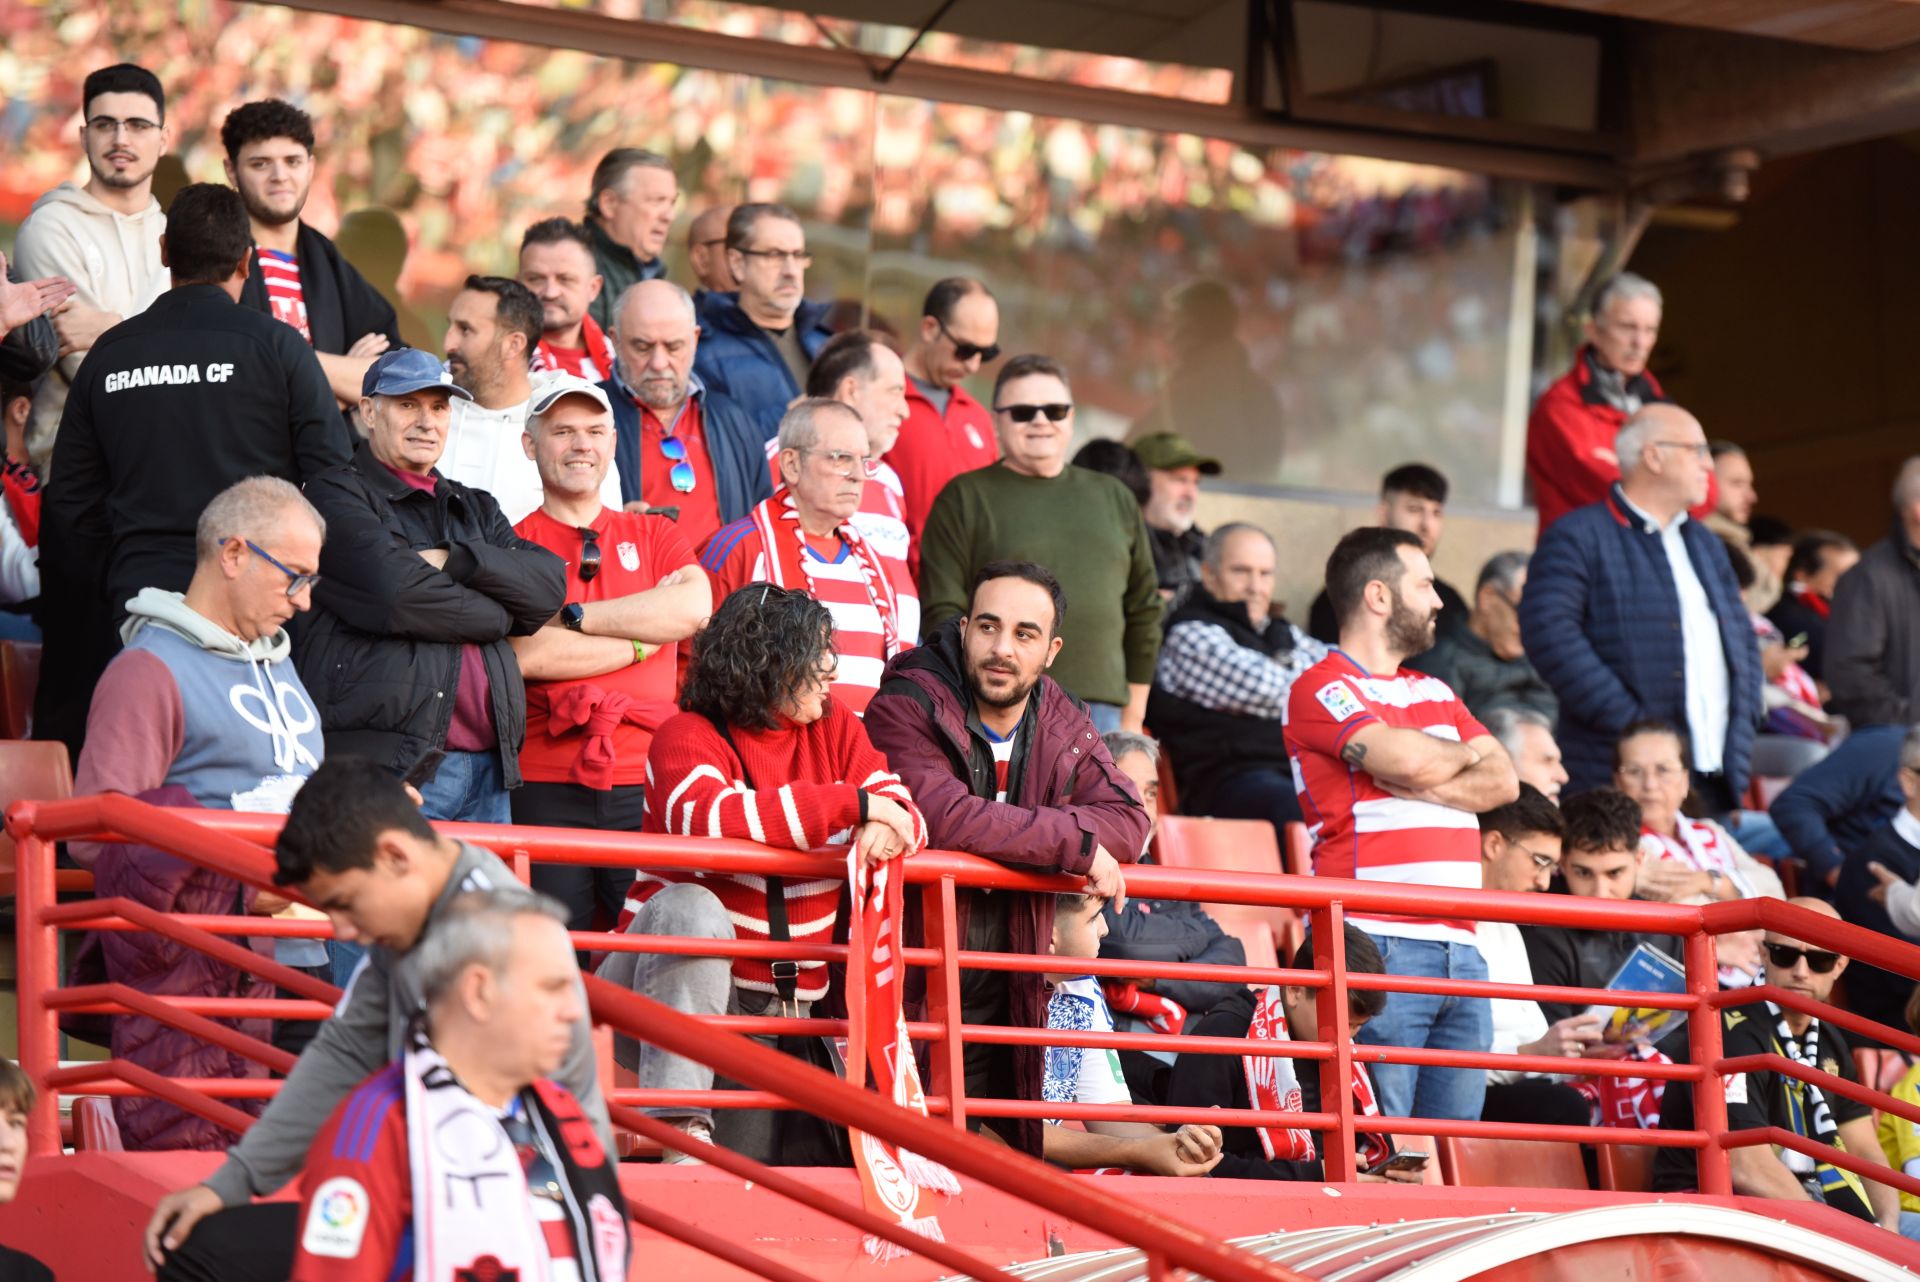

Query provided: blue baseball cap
[361,348,473,401]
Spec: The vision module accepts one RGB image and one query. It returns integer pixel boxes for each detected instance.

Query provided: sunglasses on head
[994,402,1072,424]
[577,526,601,582]
[657,433,696,493]
[936,317,999,364]
[1765,942,1840,974]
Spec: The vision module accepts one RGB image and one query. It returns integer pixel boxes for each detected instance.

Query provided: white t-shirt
[1478,919,1549,1084]
[1043,976,1131,1121]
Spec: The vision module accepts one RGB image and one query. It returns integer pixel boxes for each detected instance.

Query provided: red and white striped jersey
[1285,650,1491,944]
[259,249,311,342]
[765,441,919,644]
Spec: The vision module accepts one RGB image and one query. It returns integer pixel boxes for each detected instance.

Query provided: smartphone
[1366,1150,1431,1176]
[402,749,447,789]
[650,505,681,522]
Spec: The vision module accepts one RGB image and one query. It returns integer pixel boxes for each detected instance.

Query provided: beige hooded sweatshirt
[11,180,169,477]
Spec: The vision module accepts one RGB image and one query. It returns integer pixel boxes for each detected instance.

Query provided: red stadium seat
[1437,1135,1590,1189]
[70,1097,123,1152]
[0,642,41,741]
[1595,1143,1656,1192]
[1156,816,1303,964]
[1855,1047,1914,1095]
[1282,822,1312,879]
[1154,749,1180,817]
[0,739,76,897]
[1199,911,1281,971]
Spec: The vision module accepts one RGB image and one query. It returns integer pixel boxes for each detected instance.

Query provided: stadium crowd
[5,59,1920,1280]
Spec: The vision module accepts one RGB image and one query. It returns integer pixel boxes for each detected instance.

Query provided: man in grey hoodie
[142,756,610,1282]
[12,63,172,478]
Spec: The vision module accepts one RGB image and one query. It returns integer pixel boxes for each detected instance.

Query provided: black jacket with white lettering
[42,282,348,614]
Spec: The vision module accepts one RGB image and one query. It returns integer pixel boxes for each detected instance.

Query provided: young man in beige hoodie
[12,63,171,478]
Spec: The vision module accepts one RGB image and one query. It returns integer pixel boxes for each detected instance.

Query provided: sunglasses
[657,433,696,493]
[501,1110,565,1202]
[241,539,321,598]
[577,527,601,582]
[994,403,1072,424]
[936,317,1000,364]
[1765,943,1840,974]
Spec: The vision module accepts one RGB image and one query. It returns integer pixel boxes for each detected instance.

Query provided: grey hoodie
[11,181,168,477]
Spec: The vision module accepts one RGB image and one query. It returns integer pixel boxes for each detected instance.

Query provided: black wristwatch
[560,603,586,632]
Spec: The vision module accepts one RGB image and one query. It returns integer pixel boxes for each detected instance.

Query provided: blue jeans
[1354,933,1492,1122]
[1725,809,1792,861]
[1901,1210,1920,1242]
[1086,702,1123,735]
[416,749,511,824]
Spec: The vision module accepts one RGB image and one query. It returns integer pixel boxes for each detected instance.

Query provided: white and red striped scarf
[531,313,618,383]
[1242,985,1389,1168]
[751,496,905,662]
[1641,818,1752,897]
[845,851,957,1261]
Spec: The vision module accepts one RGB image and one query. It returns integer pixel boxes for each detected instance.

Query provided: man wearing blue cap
[296,347,567,828]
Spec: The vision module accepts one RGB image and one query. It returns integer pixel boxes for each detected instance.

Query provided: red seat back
[1436,1135,1590,1189]
[70,1097,123,1152]
[0,739,73,883]
[1156,816,1301,964]
[1595,1143,1656,1192]
[0,642,41,741]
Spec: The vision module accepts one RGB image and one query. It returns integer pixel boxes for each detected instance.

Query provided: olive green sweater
[918,462,1161,706]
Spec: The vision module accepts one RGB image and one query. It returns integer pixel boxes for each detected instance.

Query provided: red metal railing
[14,792,1920,1273]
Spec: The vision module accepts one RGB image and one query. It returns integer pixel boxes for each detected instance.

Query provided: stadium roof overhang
[281,0,1920,193]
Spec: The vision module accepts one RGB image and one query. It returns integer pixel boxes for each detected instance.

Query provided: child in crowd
[1040,891,1223,1176]
[1875,985,1920,1242]
[0,1058,54,1280]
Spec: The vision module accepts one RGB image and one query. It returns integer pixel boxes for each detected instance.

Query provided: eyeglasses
[86,115,160,137]
[501,1111,565,1202]
[1765,942,1840,974]
[577,527,601,582]
[1617,764,1687,782]
[993,403,1073,424]
[936,317,1000,364]
[657,433,696,493]
[1652,440,1712,460]
[1512,844,1560,873]
[240,539,321,597]
[736,248,813,268]
[802,448,880,479]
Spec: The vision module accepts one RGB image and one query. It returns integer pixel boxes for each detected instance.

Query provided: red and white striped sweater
[621,701,926,999]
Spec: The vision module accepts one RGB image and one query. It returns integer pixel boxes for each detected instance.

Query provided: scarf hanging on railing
[845,851,959,1261]
[1240,984,1389,1168]
[1573,1040,1673,1130]
[1772,1005,1875,1221]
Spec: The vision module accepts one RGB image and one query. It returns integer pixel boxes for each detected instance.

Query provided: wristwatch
[560,603,586,632]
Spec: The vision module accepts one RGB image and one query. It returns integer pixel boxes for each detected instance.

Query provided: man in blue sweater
[1770,722,1907,891]
[1520,403,1761,810]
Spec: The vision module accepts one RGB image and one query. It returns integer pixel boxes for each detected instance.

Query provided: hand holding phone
[1365,1149,1430,1177]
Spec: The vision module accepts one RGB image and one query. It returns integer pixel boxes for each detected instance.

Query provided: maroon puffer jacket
[88,786,274,1150]
[865,622,1148,1156]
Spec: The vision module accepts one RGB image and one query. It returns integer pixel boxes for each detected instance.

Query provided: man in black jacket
[221,99,399,413]
[37,182,347,759]
[1148,522,1325,835]
[298,347,565,825]
[1827,457,1920,729]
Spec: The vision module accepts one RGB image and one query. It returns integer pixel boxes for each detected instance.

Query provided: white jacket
[11,181,169,477]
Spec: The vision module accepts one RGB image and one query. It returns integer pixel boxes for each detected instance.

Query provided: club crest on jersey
[617,541,640,572]
[1315,680,1365,722]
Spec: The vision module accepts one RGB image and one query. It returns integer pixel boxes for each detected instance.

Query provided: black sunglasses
[936,317,1000,364]
[1766,943,1840,974]
[993,402,1072,423]
[577,526,601,582]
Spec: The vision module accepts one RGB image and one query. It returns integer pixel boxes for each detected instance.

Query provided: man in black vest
[1147,522,1326,837]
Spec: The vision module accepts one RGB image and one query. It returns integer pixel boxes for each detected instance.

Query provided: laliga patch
[1315,680,1366,723]
[301,1177,370,1258]
[589,1193,629,1282]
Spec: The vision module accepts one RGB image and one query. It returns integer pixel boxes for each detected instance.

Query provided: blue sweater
[1769,723,1906,883]
[690,291,834,441]
[1520,484,1762,798]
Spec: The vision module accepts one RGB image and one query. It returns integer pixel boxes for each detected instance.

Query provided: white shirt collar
[1894,805,1920,850]
[1616,489,1687,536]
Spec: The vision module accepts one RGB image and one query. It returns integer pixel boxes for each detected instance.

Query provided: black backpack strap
[704,713,798,1005]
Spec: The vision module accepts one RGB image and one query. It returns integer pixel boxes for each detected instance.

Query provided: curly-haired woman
[599,583,925,1163]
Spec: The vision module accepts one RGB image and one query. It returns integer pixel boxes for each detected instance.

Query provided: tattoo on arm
[1340,740,1367,766]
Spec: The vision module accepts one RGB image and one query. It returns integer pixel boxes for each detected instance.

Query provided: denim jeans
[416,749,511,824]
[1086,702,1124,735]
[1204,767,1304,832]
[1354,932,1492,1121]
[1902,1210,1920,1242]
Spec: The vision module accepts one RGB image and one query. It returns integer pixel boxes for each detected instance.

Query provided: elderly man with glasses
[918,353,1161,733]
[698,397,916,717]
[507,372,710,934]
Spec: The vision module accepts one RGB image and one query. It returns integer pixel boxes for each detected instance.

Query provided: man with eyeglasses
[1654,897,1903,1231]
[698,398,915,717]
[508,372,709,934]
[582,147,675,333]
[1521,402,1762,807]
[297,347,566,825]
[685,205,737,302]
[602,279,770,549]
[13,63,172,477]
[71,477,333,1072]
[288,886,629,1282]
[692,202,835,441]
[1419,550,1556,723]
[889,277,1001,578]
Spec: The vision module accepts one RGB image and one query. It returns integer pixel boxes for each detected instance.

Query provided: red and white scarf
[1641,818,1751,896]
[531,313,618,382]
[845,851,957,1261]
[1242,985,1389,1168]
[752,496,905,660]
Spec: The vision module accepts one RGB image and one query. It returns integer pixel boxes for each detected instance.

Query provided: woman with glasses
[1616,719,1783,903]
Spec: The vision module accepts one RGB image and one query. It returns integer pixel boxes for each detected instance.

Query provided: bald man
[1652,898,1902,1230]
[1520,403,1763,805]
[686,206,736,299]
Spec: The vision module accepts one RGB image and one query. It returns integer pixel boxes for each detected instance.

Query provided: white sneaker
[659,1117,713,1165]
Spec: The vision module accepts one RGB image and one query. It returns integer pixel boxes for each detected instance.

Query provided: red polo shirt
[884,378,996,578]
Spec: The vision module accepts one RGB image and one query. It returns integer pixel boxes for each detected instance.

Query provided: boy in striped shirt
[1286,526,1519,1123]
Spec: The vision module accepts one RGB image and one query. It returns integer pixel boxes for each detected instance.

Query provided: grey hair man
[601,278,771,547]
[1147,521,1328,840]
[1827,457,1920,729]
[584,147,676,330]
[1482,706,1569,803]
[1420,549,1557,723]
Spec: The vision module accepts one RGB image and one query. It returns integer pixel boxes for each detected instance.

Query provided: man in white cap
[510,372,711,933]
